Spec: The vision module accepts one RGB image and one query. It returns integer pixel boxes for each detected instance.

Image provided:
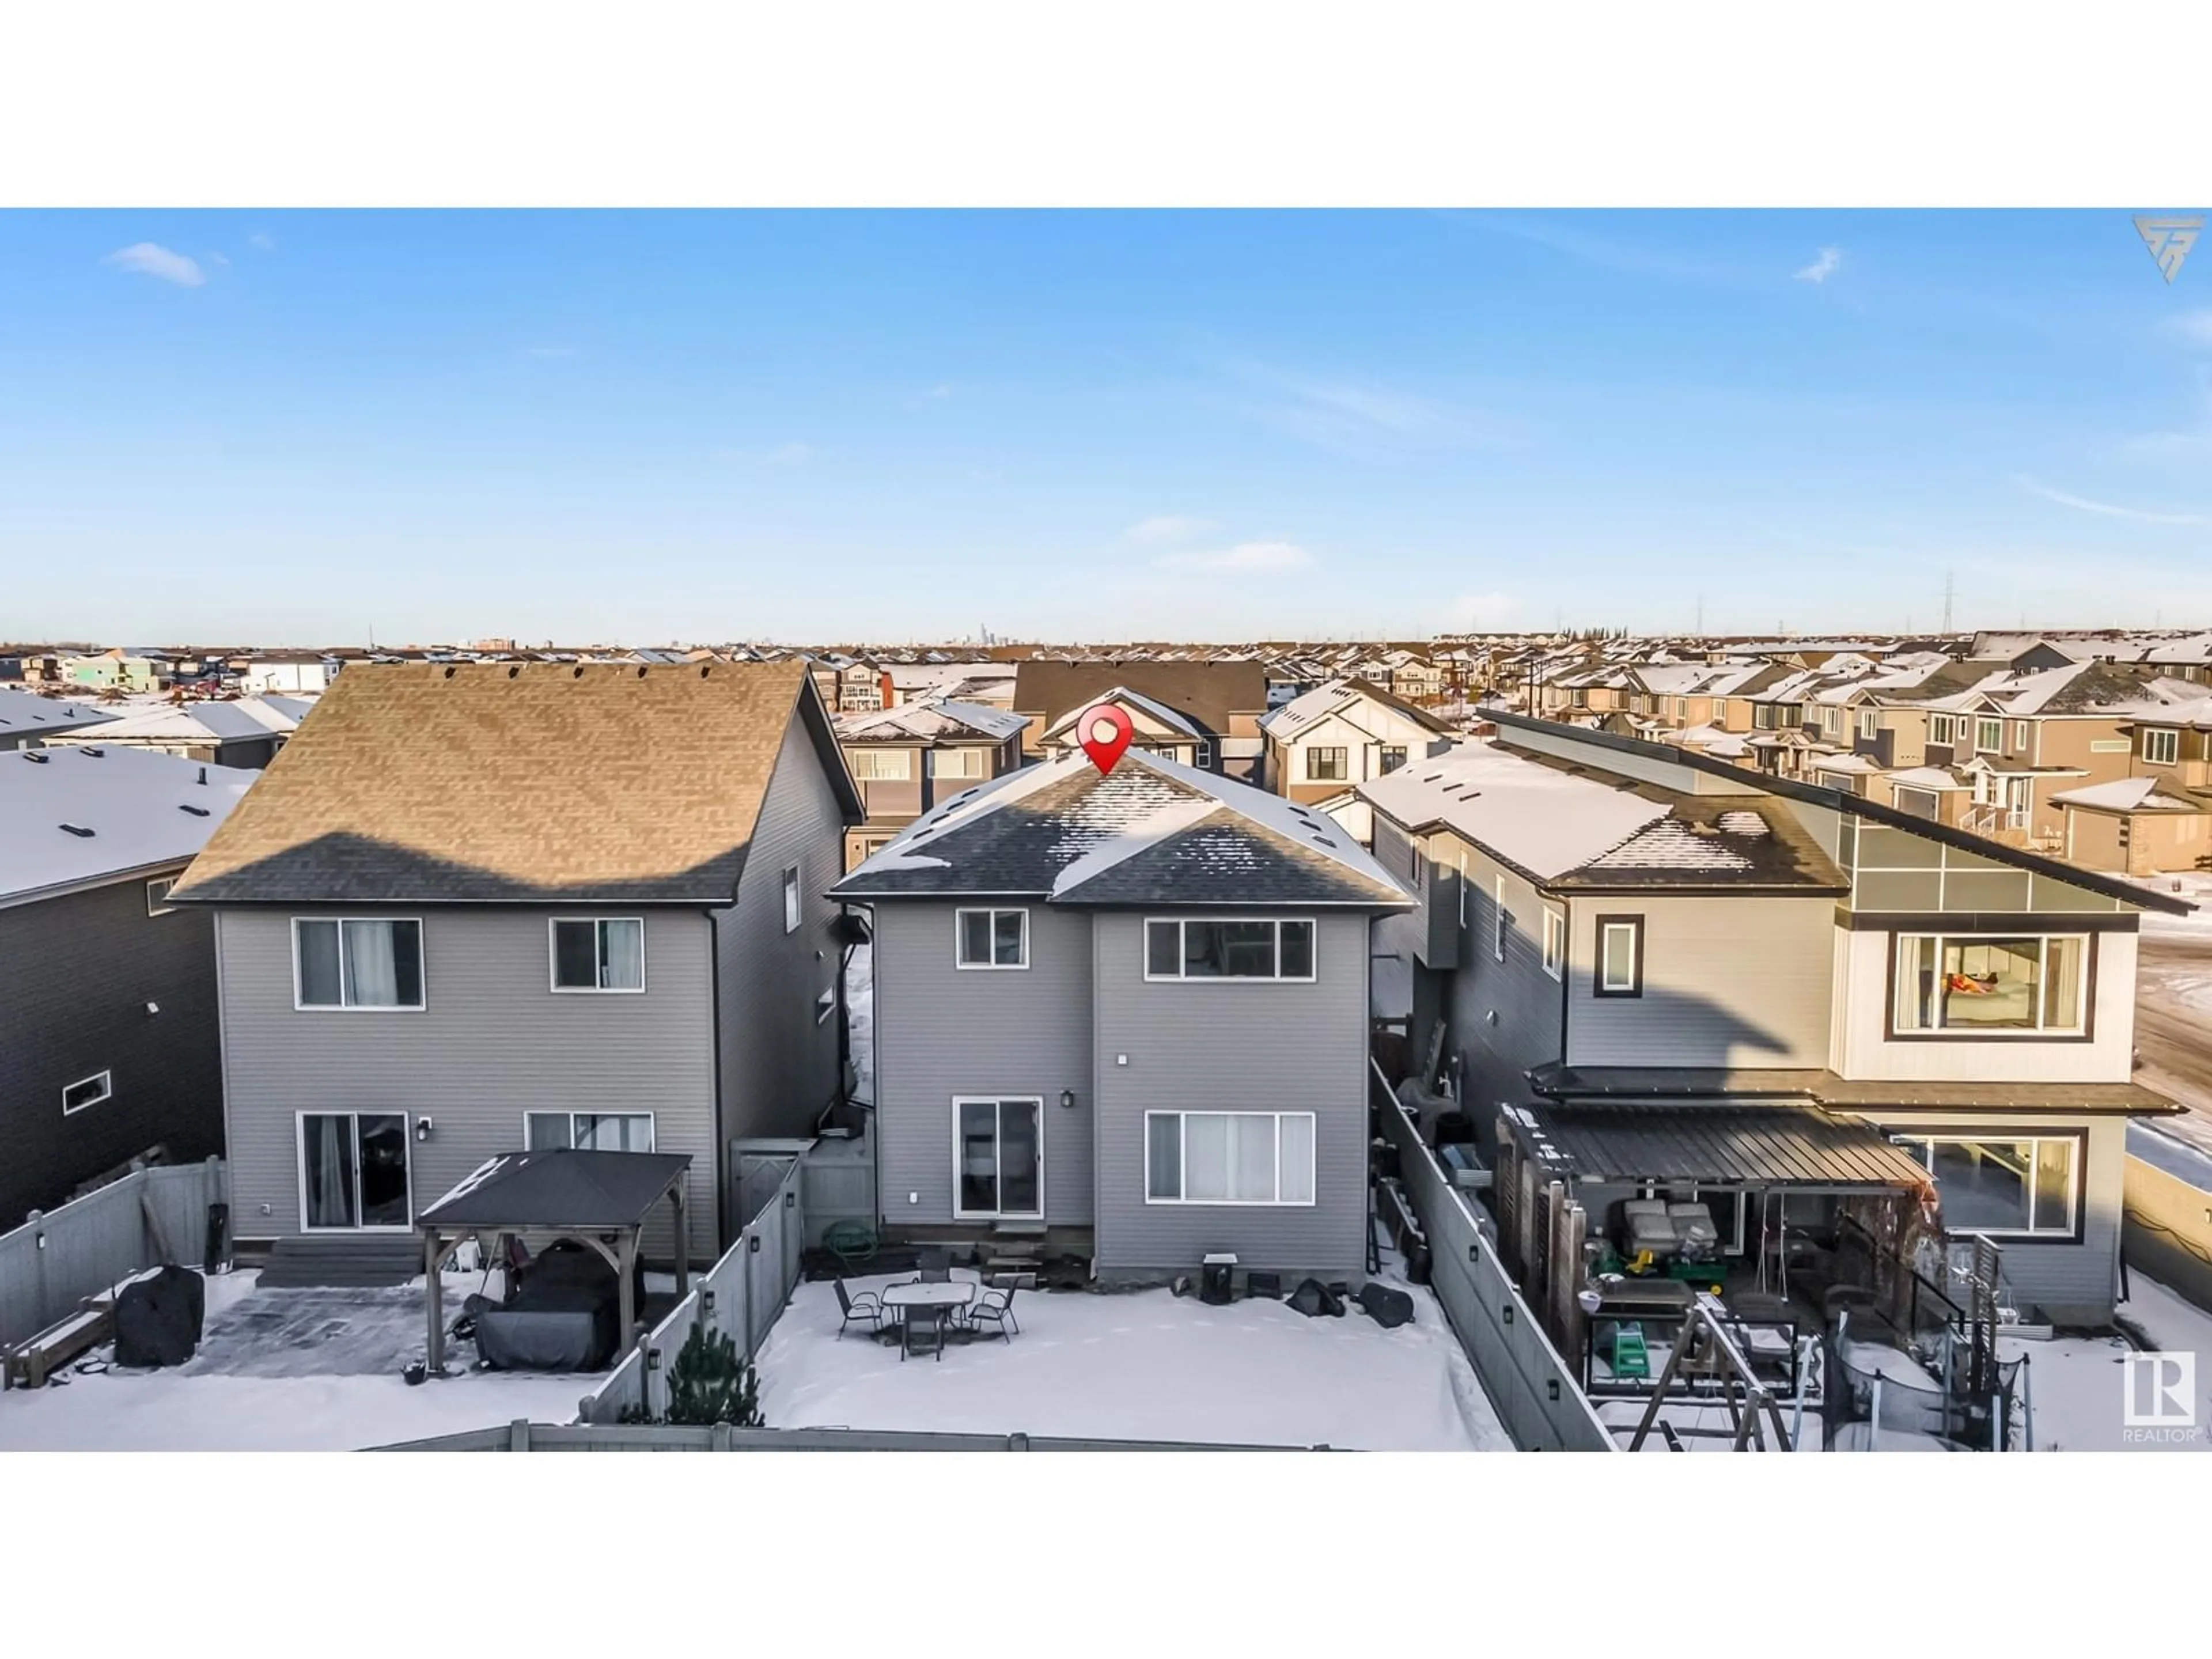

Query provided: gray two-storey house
[168,661,862,1272]
[830,748,1411,1281]
[1360,711,2187,1327]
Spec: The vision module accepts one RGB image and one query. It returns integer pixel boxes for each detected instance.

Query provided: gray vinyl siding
[1567,895,1834,1069]
[1441,841,1564,1127]
[214,905,719,1261]
[1852,1111,2124,1324]
[1091,911,1368,1275]
[715,715,851,1227]
[870,902,1094,1228]
[0,868,224,1229]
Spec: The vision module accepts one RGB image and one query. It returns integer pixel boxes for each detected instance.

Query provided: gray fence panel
[1375,1082,1613,1453]
[798,1142,874,1248]
[373,1423,1319,1452]
[0,1161,226,1350]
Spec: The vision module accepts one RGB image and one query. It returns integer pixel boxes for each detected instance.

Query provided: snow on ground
[846,941,874,1103]
[754,1263,1510,1450]
[0,1269,597,1452]
[2130,870,2212,939]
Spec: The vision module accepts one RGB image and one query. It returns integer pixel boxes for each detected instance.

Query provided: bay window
[1892,934,2088,1035]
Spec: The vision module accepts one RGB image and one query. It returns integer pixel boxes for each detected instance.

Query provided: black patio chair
[917,1247,952,1284]
[900,1303,946,1362]
[964,1283,1019,1342]
[834,1278,888,1340]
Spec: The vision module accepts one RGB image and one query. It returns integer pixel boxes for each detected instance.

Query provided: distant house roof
[0,745,257,907]
[170,661,861,906]
[836,698,1028,744]
[1040,684,1204,740]
[47,695,312,748]
[1012,660,1267,738]
[830,748,1411,909]
[1259,679,1454,742]
[2051,776,2207,813]
[0,685,115,742]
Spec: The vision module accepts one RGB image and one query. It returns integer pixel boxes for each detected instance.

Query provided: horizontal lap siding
[1444,844,1562,1124]
[217,906,718,1261]
[873,902,1094,1228]
[1569,896,1834,1069]
[0,872,224,1229]
[1091,911,1366,1275]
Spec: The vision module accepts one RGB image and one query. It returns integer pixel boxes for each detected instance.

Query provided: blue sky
[3,210,2209,645]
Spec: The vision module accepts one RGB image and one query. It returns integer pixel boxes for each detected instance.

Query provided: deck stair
[256,1236,421,1289]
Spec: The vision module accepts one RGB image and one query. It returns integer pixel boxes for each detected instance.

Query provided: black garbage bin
[1200,1252,1237,1305]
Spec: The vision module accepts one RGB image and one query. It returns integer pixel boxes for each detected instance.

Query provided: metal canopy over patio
[1513,1103,1936,1192]
[416,1149,692,1373]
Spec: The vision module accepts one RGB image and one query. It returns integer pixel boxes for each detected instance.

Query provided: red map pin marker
[1076,703,1134,774]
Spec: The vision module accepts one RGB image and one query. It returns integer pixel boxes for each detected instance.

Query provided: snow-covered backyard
[754,1263,1510,1450]
[0,1268,595,1453]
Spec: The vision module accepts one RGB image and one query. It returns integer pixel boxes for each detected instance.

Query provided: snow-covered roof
[1885,767,1974,793]
[0,685,115,741]
[0,745,257,906]
[2051,777,2203,813]
[835,698,1027,743]
[47,695,310,747]
[1355,743,1670,880]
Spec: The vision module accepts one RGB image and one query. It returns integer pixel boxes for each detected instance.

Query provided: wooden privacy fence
[1372,1071,1613,1452]
[576,1156,805,1425]
[0,1160,225,1353]
[2123,1140,2212,1315]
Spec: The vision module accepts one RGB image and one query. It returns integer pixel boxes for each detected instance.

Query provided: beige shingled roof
[171,661,858,904]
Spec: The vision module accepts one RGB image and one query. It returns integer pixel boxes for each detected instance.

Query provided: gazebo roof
[419,1149,692,1232]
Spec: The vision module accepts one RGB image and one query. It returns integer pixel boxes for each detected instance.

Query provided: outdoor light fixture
[1059,1088,1076,1110]
[415,1116,433,1142]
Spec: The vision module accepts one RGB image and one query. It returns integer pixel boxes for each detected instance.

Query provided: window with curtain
[551,918,645,991]
[526,1111,655,1153]
[956,907,1028,968]
[300,1112,410,1228]
[1145,1111,1315,1205]
[929,746,986,778]
[1306,746,1348,781]
[295,918,424,1009]
[1144,918,1314,980]
[848,748,914,781]
[1892,934,2088,1033]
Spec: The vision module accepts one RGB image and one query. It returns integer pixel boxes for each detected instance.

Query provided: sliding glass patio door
[300,1112,412,1230]
[953,1098,1043,1219]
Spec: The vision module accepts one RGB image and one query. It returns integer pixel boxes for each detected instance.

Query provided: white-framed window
[1596,916,1643,996]
[1821,706,1841,732]
[1146,1111,1316,1206]
[1974,716,2003,754]
[956,907,1029,969]
[1380,745,1407,774]
[782,863,802,933]
[1306,745,1348,782]
[1927,713,1960,747]
[2142,727,2180,767]
[930,746,986,779]
[145,877,177,916]
[2012,721,2031,751]
[1892,933,2089,1035]
[61,1070,112,1115]
[954,1097,1043,1218]
[1541,907,1566,980]
[298,1111,411,1230]
[525,1110,656,1153]
[293,918,425,1010]
[847,748,914,781]
[1144,917,1315,981]
[1893,1134,2080,1238]
[1858,709,1880,740]
[550,917,645,993]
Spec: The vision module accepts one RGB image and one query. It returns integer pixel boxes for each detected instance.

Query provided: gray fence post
[26,1212,48,1331]
[508,1419,531,1452]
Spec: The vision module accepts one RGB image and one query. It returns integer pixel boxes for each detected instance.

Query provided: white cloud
[1793,247,1843,285]
[1124,514,1209,545]
[204,251,232,269]
[1155,540,1313,573]
[1449,592,1520,627]
[102,243,206,287]
[762,441,816,467]
[2014,474,2211,528]
[248,232,276,252]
